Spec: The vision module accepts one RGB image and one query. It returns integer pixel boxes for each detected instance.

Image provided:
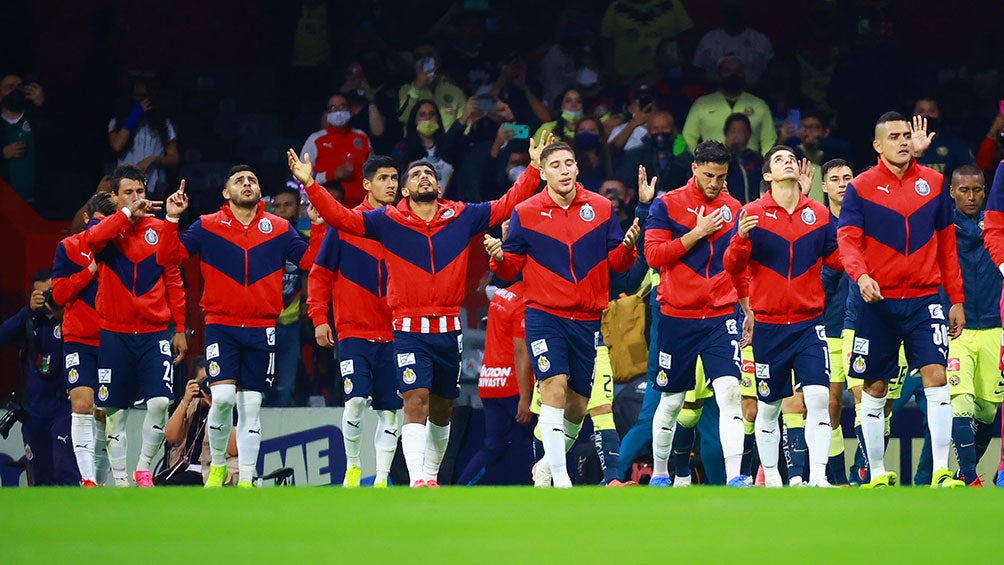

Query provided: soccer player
[982,159,1004,486]
[83,166,187,487]
[838,111,965,488]
[724,145,840,487]
[288,136,543,487]
[160,165,325,487]
[946,164,1002,486]
[485,141,640,488]
[308,156,401,488]
[51,192,118,486]
[643,140,752,487]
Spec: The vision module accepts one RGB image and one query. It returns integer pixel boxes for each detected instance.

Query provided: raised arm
[723,207,758,275]
[486,134,551,226]
[288,149,370,237]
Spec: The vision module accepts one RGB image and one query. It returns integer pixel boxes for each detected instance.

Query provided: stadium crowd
[2,0,1004,488]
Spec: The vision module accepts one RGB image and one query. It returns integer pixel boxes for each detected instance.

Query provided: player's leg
[826,336,848,485]
[706,317,745,484]
[650,315,699,486]
[204,325,238,487]
[52,411,82,485]
[617,307,664,481]
[587,343,625,485]
[421,331,464,485]
[794,324,832,487]
[751,323,795,487]
[781,393,807,485]
[393,330,436,486]
[739,349,759,478]
[371,341,401,487]
[93,408,109,485]
[132,332,174,487]
[269,320,299,407]
[946,330,978,483]
[971,328,1003,483]
[96,330,136,487]
[337,339,372,487]
[671,396,702,487]
[66,343,98,486]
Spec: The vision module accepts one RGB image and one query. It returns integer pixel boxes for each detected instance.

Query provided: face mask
[561,109,583,124]
[576,132,600,151]
[507,165,527,183]
[327,110,351,127]
[720,75,743,94]
[1,88,27,114]
[415,119,440,137]
[650,133,672,151]
[575,67,599,89]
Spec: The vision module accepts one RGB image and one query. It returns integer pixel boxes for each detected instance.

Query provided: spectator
[722,113,763,204]
[267,187,309,407]
[573,117,612,192]
[618,111,693,195]
[397,43,467,131]
[393,99,466,193]
[488,53,551,130]
[599,178,636,231]
[780,110,850,203]
[485,123,530,201]
[912,96,974,189]
[159,357,237,486]
[600,0,694,85]
[0,269,78,486]
[607,85,657,154]
[533,88,582,145]
[1,73,45,205]
[976,112,1004,184]
[301,92,372,207]
[692,0,774,87]
[108,78,179,198]
[682,56,776,154]
[338,66,388,152]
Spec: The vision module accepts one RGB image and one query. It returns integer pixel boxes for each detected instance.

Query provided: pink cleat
[133,470,154,487]
[425,479,440,488]
[411,479,428,488]
[755,465,765,487]
[606,479,638,487]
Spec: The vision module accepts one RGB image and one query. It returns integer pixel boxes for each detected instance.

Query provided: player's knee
[211,385,237,410]
[713,377,741,409]
[146,396,170,417]
[951,393,975,418]
[756,400,781,423]
[973,397,997,424]
[741,397,758,422]
[70,396,93,415]
[677,407,702,428]
[345,396,367,415]
[803,386,828,412]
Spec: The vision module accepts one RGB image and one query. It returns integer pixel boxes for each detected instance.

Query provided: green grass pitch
[3,487,1001,561]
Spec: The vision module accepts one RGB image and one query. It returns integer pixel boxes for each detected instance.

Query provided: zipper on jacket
[565,209,578,283]
[244,224,250,286]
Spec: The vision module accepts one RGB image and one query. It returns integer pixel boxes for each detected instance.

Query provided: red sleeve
[82,209,132,253]
[51,267,95,306]
[643,228,687,269]
[157,219,188,266]
[607,243,636,273]
[976,138,997,172]
[731,269,750,299]
[723,233,751,275]
[303,181,366,236]
[306,263,334,328]
[984,211,1004,267]
[298,224,326,271]
[823,248,843,272]
[937,225,965,304]
[163,263,186,329]
[490,252,527,281]
[488,165,540,226]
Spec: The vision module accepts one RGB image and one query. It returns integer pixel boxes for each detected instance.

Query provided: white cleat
[532,459,552,488]
[808,480,835,488]
[673,475,692,488]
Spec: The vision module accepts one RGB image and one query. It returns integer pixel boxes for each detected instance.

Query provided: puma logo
[765,211,777,219]
[265,377,275,386]
[107,434,121,442]
[57,435,68,443]
[80,251,93,261]
[209,424,223,431]
[346,421,360,428]
[686,207,700,215]
[877,185,890,193]
[152,425,164,431]
[540,210,552,218]
[221,219,233,226]
[249,429,261,435]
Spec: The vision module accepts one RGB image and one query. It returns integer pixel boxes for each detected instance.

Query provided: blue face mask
[576,132,600,151]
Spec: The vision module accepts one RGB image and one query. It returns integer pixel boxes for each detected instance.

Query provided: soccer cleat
[236,481,254,488]
[606,479,638,487]
[343,465,362,488]
[132,470,153,488]
[673,475,692,488]
[114,477,130,487]
[649,476,672,487]
[808,480,835,488]
[80,479,98,488]
[205,464,227,488]
[411,479,428,488]
[755,465,765,486]
[861,472,897,488]
[931,468,965,488]
[996,470,1004,488]
[531,460,552,488]
[967,476,984,488]
[372,477,389,489]
[425,479,440,488]
[726,475,753,487]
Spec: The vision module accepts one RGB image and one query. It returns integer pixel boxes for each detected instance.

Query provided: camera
[0,394,26,440]
[199,378,211,397]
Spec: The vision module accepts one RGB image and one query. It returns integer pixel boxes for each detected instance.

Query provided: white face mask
[507,165,527,183]
[576,67,599,88]
[327,110,351,127]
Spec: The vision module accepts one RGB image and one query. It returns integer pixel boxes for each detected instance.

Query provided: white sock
[373,410,399,484]
[755,400,783,486]
[423,420,451,481]
[235,390,263,484]
[539,404,570,485]
[71,413,95,482]
[651,392,685,477]
[563,418,582,451]
[104,408,128,482]
[926,385,952,470]
[860,390,888,477]
[136,397,169,472]
[93,415,109,485]
[803,385,831,485]
[714,377,744,479]
[401,422,427,485]
[207,384,236,467]
[342,397,366,469]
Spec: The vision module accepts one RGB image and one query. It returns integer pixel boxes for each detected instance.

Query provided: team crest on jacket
[53,325,62,339]
[914,179,930,196]
[801,208,816,225]
[441,208,456,219]
[580,203,595,222]
[258,218,273,234]
[145,228,159,245]
[721,207,733,222]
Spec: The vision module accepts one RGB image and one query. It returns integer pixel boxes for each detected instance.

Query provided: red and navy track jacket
[303,165,540,332]
[490,186,635,320]
[51,230,99,346]
[82,210,186,333]
[837,157,963,304]
[644,178,749,318]
[981,160,1004,273]
[307,198,392,341]
[158,202,325,328]
[723,191,842,325]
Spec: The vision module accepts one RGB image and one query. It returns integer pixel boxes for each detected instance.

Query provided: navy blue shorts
[393,330,463,400]
[847,295,948,382]
[97,330,174,409]
[652,314,740,393]
[64,342,99,392]
[338,339,402,410]
[751,318,830,402]
[523,307,599,398]
[204,324,277,393]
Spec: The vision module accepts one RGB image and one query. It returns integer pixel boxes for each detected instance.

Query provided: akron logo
[915,179,931,196]
[258,218,273,234]
[801,208,816,225]
[144,228,159,245]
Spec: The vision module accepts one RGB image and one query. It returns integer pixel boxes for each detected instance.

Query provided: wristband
[122,103,145,131]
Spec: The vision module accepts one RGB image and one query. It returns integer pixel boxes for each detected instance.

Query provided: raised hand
[797,158,814,195]
[637,165,657,204]
[910,115,936,156]
[127,198,163,220]
[736,208,759,238]
[287,149,315,185]
[529,132,556,169]
[165,180,188,219]
[622,218,641,249]
[484,233,504,261]
[307,203,323,225]
[694,206,724,238]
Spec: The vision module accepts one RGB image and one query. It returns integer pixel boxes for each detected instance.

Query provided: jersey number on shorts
[930,324,948,347]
